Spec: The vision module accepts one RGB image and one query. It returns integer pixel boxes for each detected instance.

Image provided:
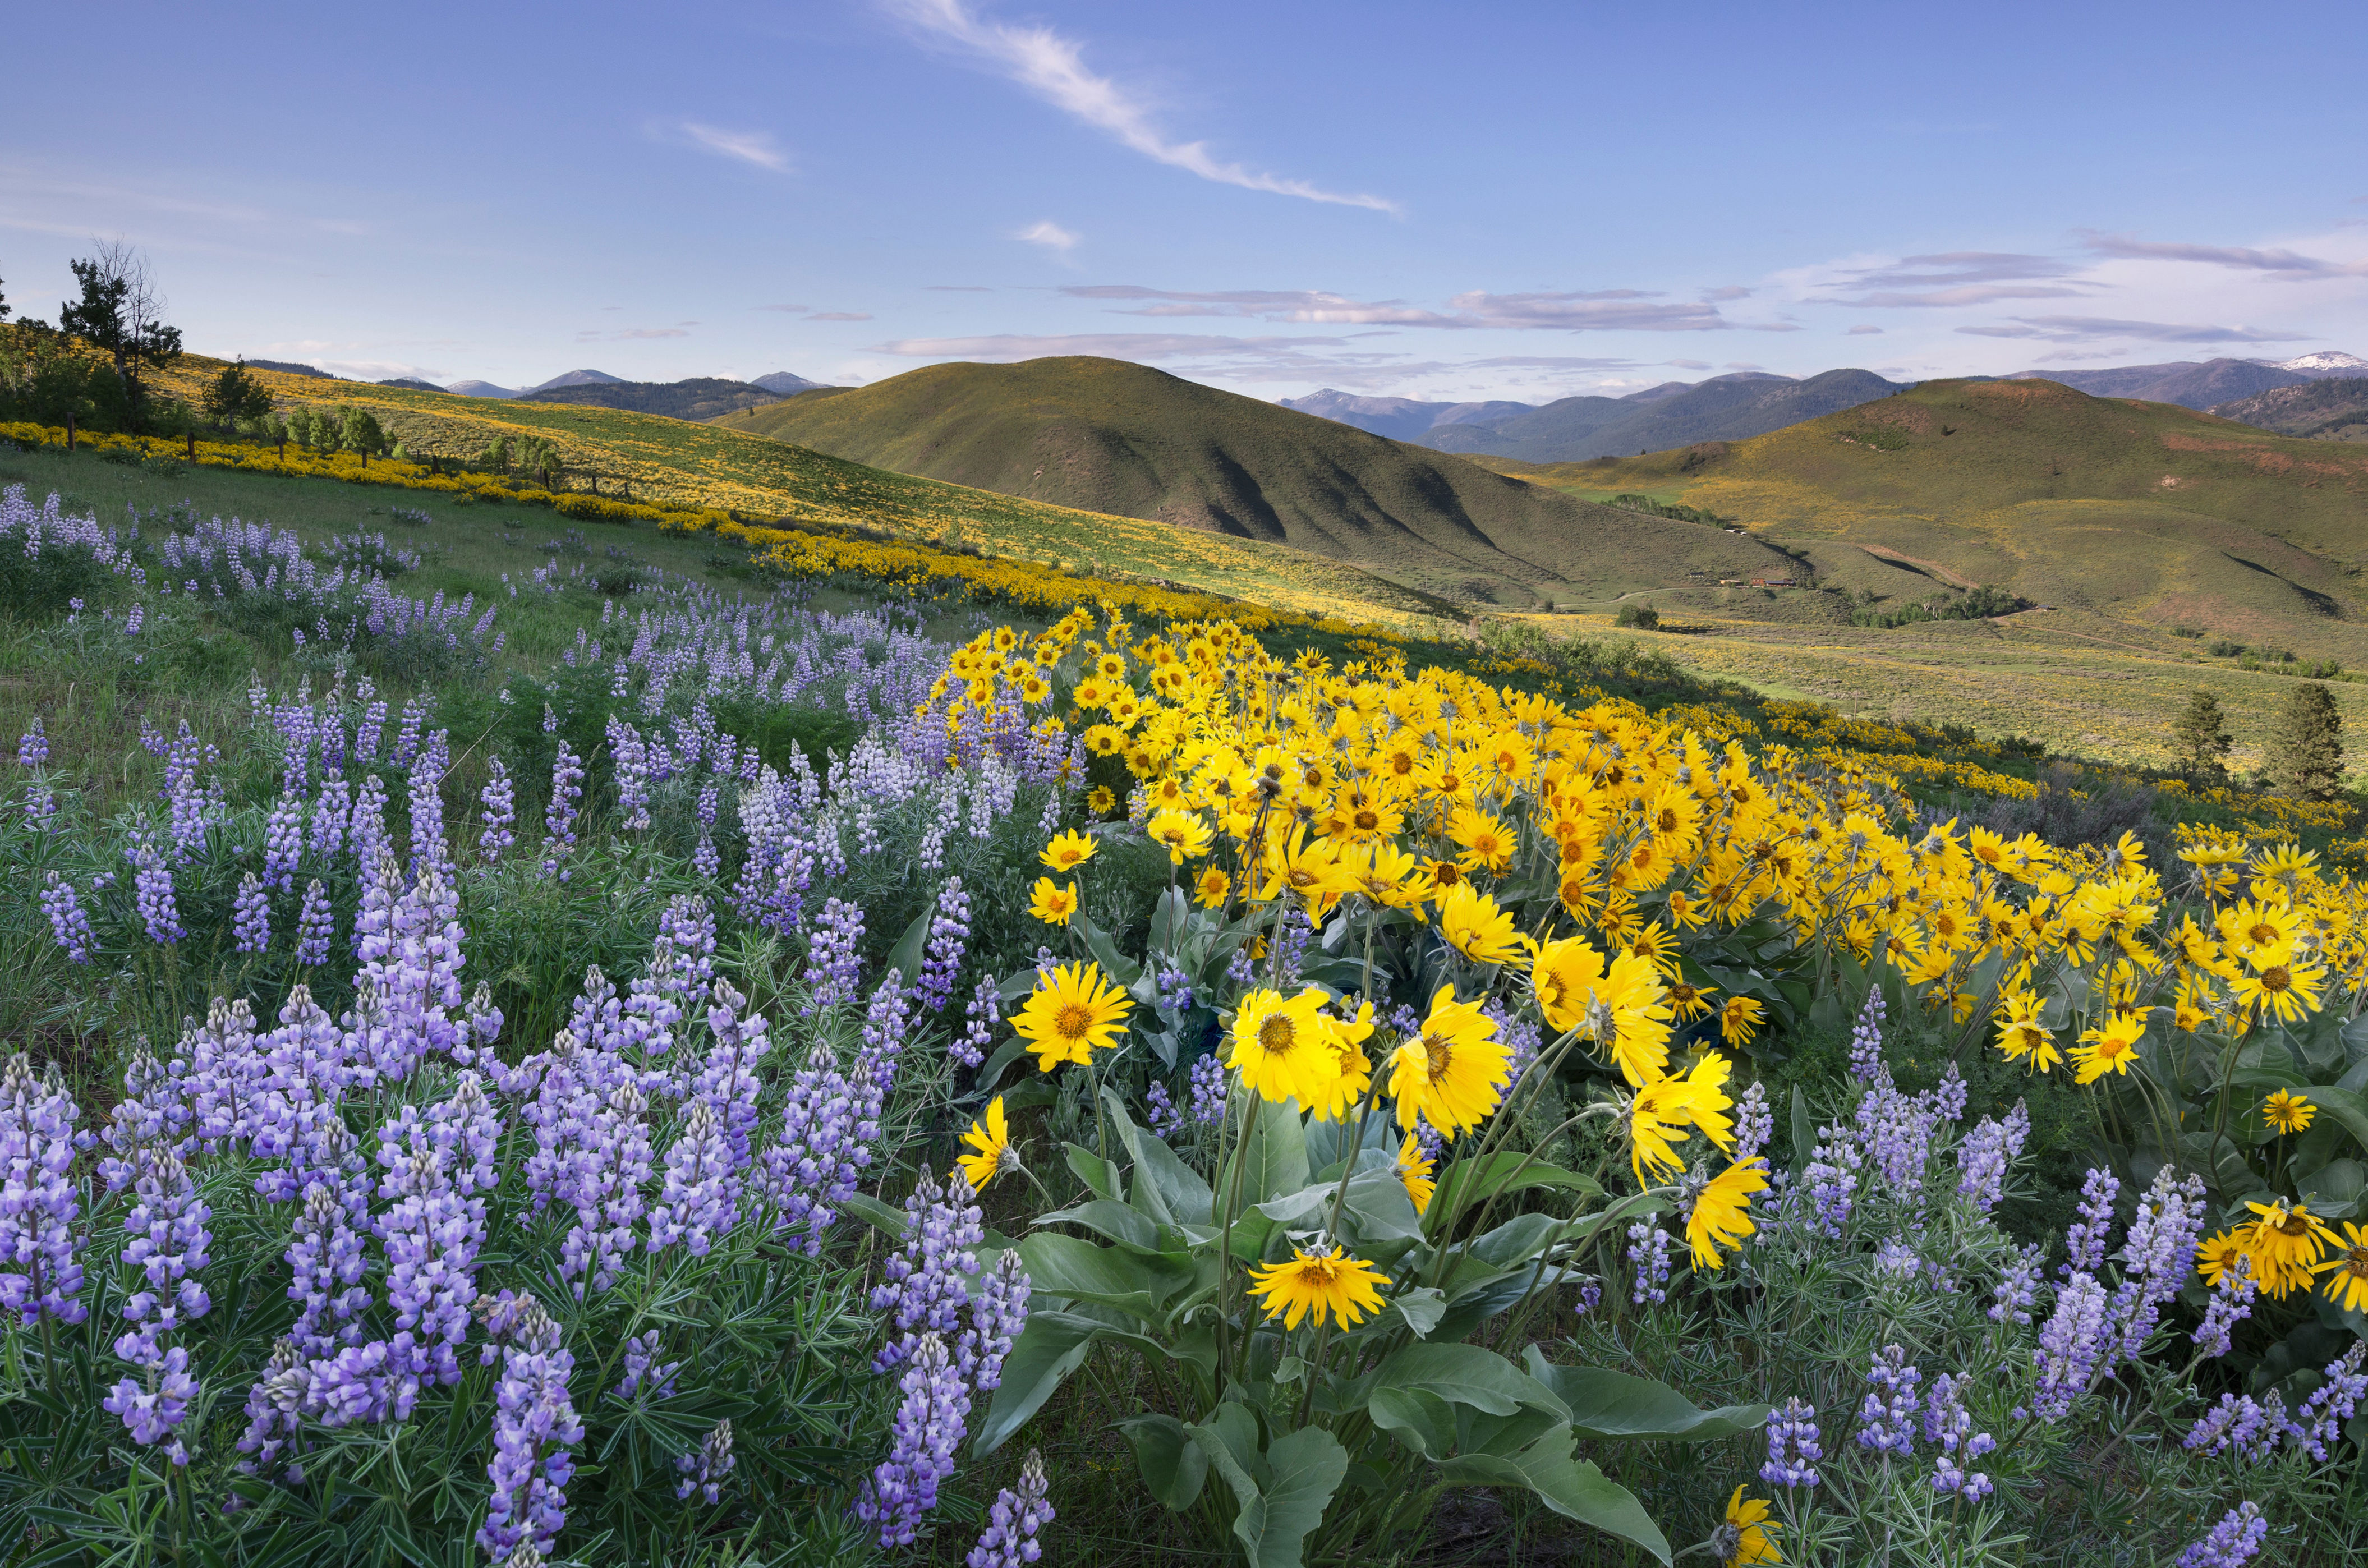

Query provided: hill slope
[2006,358,2306,409]
[517,378,788,421]
[2210,379,2368,442]
[1484,378,2368,645]
[713,356,1797,605]
[1420,370,1904,462]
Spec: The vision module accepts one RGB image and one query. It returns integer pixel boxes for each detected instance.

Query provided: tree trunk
[65,413,76,450]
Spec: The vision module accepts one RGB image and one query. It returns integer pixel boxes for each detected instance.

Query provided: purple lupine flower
[1855,1345,1920,1457]
[477,1298,583,1561]
[2062,1168,2120,1277]
[1154,962,1195,1015]
[2173,1502,2268,1568]
[1189,1052,1228,1129]
[0,1054,88,1327]
[1761,1397,1823,1489]
[1144,1082,1181,1138]
[1872,1238,1921,1280]
[408,730,452,879]
[954,973,999,1071]
[2192,1254,2256,1360]
[233,871,272,954]
[873,1171,985,1372]
[466,982,504,1059]
[391,695,425,770]
[649,1099,736,1258]
[542,741,585,875]
[163,725,207,861]
[2292,1344,2368,1461]
[479,756,516,859]
[613,1330,680,1403]
[692,979,769,1165]
[309,775,349,866]
[350,772,391,875]
[295,879,335,967]
[21,782,55,828]
[17,717,47,766]
[1955,1102,2029,1215]
[1800,1121,1861,1238]
[674,1419,736,1505]
[1931,1062,1967,1121]
[130,835,184,945]
[1846,986,1887,1083]
[1921,1374,1994,1500]
[2031,1271,2110,1422]
[234,1339,307,1480]
[856,1332,967,1548]
[2110,1167,2210,1361]
[755,1039,882,1254]
[859,974,911,1095]
[2185,1392,2282,1463]
[693,833,720,879]
[1858,1078,1940,1202]
[913,877,972,1014]
[1627,1221,1674,1305]
[966,1449,1055,1568]
[559,1081,652,1300]
[286,1181,371,1357]
[264,789,305,891]
[373,1080,494,1395]
[802,896,865,1014]
[962,1246,1032,1394]
[102,1345,200,1464]
[1989,1242,2044,1325]
[105,1145,211,1465]
[40,873,94,963]
[1732,1081,1772,1166]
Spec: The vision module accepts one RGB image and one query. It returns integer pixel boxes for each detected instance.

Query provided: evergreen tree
[56,242,182,421]
[2273,682,2346,801]
[2171,688,2234,782]
[201,358,273,430]
[340,407,387,457]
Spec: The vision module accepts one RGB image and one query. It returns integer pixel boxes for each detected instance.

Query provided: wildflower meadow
[3,457,2366,1568]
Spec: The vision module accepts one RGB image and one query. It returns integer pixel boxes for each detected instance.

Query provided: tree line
[2174,683,2348,801]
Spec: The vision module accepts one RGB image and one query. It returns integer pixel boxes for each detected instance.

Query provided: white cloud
[576,327,692,342]
[678,123,793,172]
[1057,283,1734,332]
[881,0,1396,213]
[2079,230,2368,278]
[1016,220,1079,254]
[1955,315,2309,344]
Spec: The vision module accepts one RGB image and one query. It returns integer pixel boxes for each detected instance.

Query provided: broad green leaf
[1149,886,1190,958]
[1114,1411,1208,1511]
[1521,1349,1769,1442]
[1256,1181,1338,1227]
[883,906,931,995]
[1039,1198,1166,1253]
[837,1191,911,1240]
[1111,1100,1217,1227]
[1304,1109,1393,1174]
[974,1312,1096,1455]
[1079,912,1144,988]
[1233,1427,1349,1568]
[1066,1143,1124,1203]
[1434,1426,1671,1565]
[1431,1262,1588,1344]
[1369,1386,1457,1459]
[1339,1165,1425,1243]
[1428,1153,1599,1227]
[2297,1158,2366,1220]
[972,1034,1036,1097]
[1016,1231,1189,1318]
[1189,1401,1268,1491]
[1236,1095,1311,1206]
[2303,1087,2368,1160]
[1369,1341,1565,1420]
[1382,1285,1447,1339]
[1790,1084,1817,1176]
[1227,1207,1282,1264]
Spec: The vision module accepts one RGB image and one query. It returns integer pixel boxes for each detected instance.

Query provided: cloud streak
[2079,230,2368,278]
[881,0,1396,213]
[677,123,793,172]
[1016,219,1079,253]
[1057,283,1735,331]
[1955,315,2309,344]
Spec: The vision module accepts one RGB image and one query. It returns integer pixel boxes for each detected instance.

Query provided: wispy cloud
[877,330,1338,359]
[1847,324,1884,335]
[760,303,874,321]
[1058,283,1734,331]
[926,284,995,291]
[1955,315,2309,344]
[1016,219,1079,254]
[1805,251,2092,308]
[2079,230,2368,278]
[677,123,793,172]
[881,0,1396,213]
[576,327,692,342]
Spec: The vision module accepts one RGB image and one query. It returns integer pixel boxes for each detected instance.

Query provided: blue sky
[6,0,2365,403]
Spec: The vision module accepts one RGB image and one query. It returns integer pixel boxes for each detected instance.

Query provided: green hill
[2210,378,2368,442]
[1479,378,2368,649]
[712,356,1799,606]
[515,377,789,421]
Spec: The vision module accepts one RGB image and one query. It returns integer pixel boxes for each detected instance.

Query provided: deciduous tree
[56,241,182,422]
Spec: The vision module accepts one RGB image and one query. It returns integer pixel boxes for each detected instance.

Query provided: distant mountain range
[715,356,1796,605]
[2003,352,2368,410]
[436,369,825,403]
[1281,370,1909,462]
[2209,378,2368,442]
[516,377,793,421]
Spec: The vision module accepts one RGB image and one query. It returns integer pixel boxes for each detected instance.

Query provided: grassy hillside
[515,377,787,421]
[711,356,1800,605]
[2211,378,2368,442]
[138,355,1447,625]
[1484,378,2368,651]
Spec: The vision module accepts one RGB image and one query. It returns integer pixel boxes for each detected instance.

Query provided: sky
[4,0,2366,404]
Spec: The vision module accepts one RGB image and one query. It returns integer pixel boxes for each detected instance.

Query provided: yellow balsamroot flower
[1145,808,1215,865]
[1688,1158,1769,1270]
[2217,899,2300,964]
[1722,1486,1782,1566]
[1228,988,1342,1107]
[1449,806,1517,872]
[955,1097,1014,1192]
[1307,1001,1377,1121]
[2232,955,2325,1025]
[1439,884,1524,965]
[1261,824,1359,925]
[2317,1222,2368,1313]
[1665,979,1718,1022]
[1028,877,1080,927]
[1993,988,2061,1074]
[1192,867,1232,908]
[1247,1244,1390,1331]
[2070,1010,2145,1084]
[1011,962,1133,1072]
[2243,1199,2337,1298]
[1630,1053,1736,1184]
[1041,830,1098,872]
[1389,986,1511,1134]
[1393,1133,1437,1212]
[1719,996,1765,1049]
[1530,935,1611,1034]
[2263,1089,2317,1135]
[1085,785,1118,817]
[2194,1229,2248,1288]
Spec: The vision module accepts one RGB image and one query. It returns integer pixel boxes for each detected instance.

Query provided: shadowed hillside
[713,356,1799,605]
[1420,369,1905,462]
[2211,378,2368,442]
[517,378,789,421]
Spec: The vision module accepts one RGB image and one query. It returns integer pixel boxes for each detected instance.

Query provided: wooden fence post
[185,433,196,462]
[65,413,76,451]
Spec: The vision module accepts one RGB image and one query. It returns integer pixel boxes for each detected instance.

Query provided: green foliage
[2173,687,2236,782]
[1613,603,1661,630]
[200,359,274,430]
[2273,680,2347,801]
[1850,582,2027,629]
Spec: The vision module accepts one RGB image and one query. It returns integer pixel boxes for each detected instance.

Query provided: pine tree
[2171,689,2234,782]
[2273,682,2346,801]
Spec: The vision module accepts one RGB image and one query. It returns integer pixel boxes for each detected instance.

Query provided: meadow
[3,432,2367,1568]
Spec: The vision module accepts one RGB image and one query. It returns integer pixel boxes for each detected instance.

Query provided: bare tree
[58,239,183,413]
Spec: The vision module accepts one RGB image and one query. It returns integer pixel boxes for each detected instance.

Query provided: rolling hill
[1480,377,2368,647]
[2210,379,2368,442]
[711,356,1800,605]
[516,377,789,421]
[1418,370,1906,462]
[2004,357,2308,410]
